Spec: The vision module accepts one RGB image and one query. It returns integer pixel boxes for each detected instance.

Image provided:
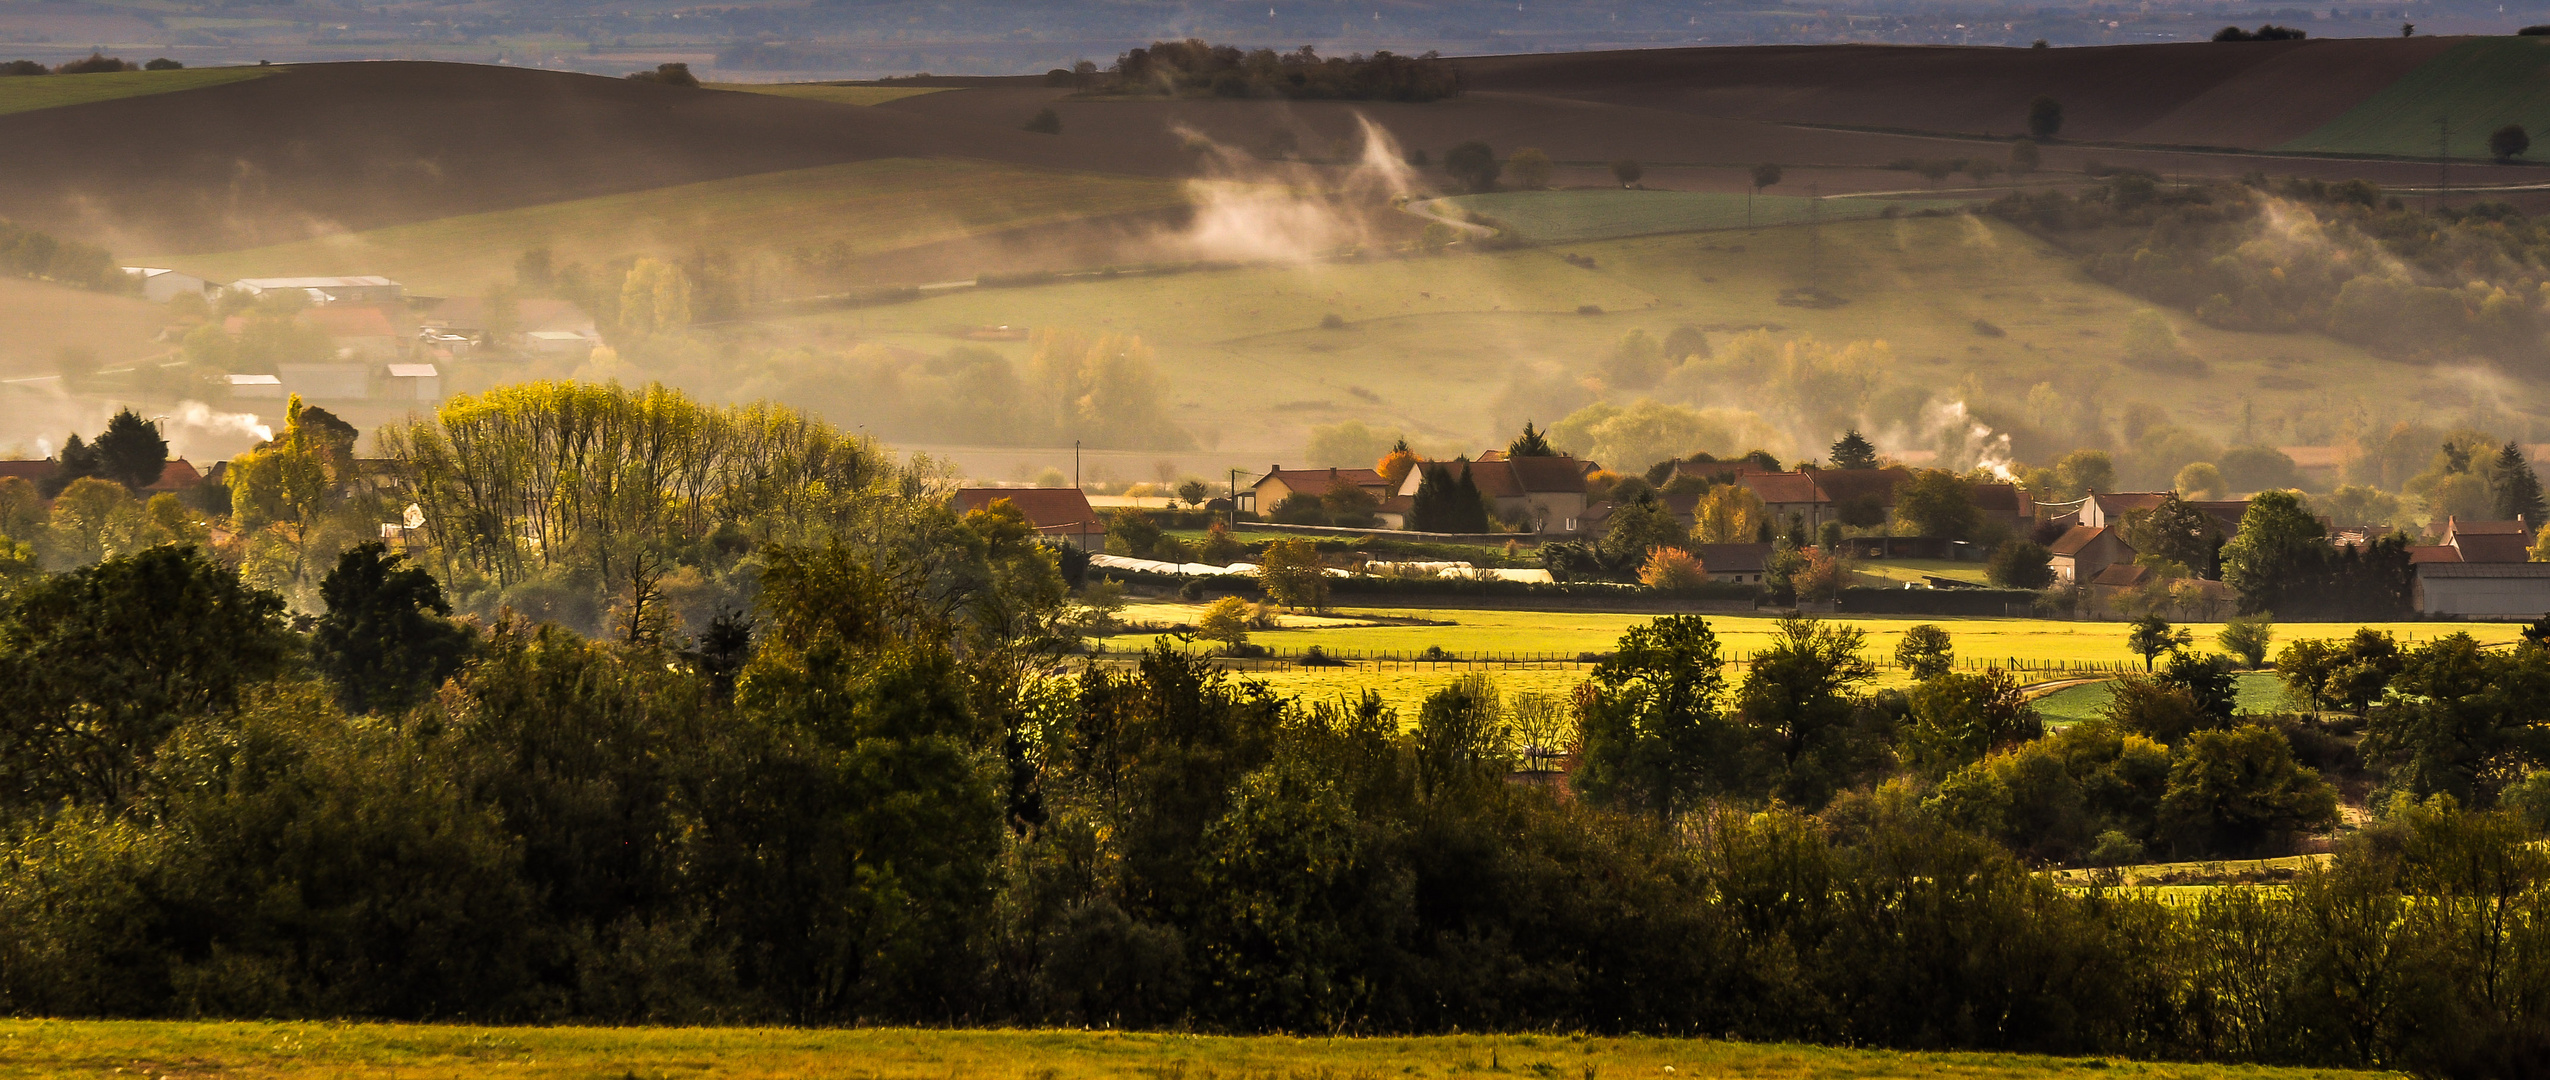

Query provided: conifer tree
[1829,429,1879,470]
[2492,441,2545,524]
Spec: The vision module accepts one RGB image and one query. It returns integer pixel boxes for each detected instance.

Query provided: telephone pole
[1073,439,1081,490]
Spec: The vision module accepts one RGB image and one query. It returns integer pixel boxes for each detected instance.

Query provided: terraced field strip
[0,66,271,116]
[2282,36,2550,158]
[707,82,948,106]
[0,1020,2394,1079]
[1430,189,1974,243]
[159,157,1190,295]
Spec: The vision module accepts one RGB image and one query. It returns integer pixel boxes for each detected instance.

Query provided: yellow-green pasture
[1104,605,2517,716]
[0,65,269,117]
[0,1020,2394,1080]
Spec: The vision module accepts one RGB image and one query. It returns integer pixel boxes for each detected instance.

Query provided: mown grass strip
[0,1021,2395,1080]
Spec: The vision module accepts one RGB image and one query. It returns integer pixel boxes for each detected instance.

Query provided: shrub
[1637,546,1709,590]
[1023,107,1063,135]
[1987,540,2053,589]
[625,62,699,87]
[55,53,133,74]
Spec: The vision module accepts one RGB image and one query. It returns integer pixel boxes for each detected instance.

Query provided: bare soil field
[1451,37,2465,148]
[0,61,1184,254]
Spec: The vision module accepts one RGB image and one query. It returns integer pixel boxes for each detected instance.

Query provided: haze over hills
[10,33,2550,481]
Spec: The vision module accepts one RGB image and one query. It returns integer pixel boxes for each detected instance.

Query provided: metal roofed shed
[228,276,404,304]
[385,362,443,401]
[227,373,284,399]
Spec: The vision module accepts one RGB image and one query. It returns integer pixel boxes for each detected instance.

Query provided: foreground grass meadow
[0,1022,2403,1080]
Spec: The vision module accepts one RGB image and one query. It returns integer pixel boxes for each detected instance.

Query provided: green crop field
[706,82,948,106]
[1435,190,1973,243]
[764,213,2449,459]
[1106,606,2515,716]
[2282,36,2550,158]
[155,158,1191,296]
[2031,671,2295,726]
[0,66,270,117]
[0,1020,2394,1080]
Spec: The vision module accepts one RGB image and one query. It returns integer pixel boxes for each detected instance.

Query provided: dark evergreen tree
[1508,421,1557,457]
[2492,441,2545,524]
[43,433,98,496]
[1829,429,1880,470]
[92,408,169,491]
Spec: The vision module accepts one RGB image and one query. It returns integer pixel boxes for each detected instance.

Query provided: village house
[120,267,214,304]
[1251,466,1392,518]
[951,487,1105,549]
[2048,523,2135,585]
[1391,455,1592,532]
[228,276,405,305]
[2074,491,2249,536]
[1691,542,1775,585]
[2410,516,2550,618]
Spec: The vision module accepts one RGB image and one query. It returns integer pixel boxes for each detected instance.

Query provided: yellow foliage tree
[229,395,347,583]
[1637,546,1710,590]
[1690,484,1766,544]
[618,258,692,341]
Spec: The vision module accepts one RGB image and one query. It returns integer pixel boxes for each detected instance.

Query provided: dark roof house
[952,487,1104,547]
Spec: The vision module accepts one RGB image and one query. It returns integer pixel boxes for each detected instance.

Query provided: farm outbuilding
[121,267,214,303]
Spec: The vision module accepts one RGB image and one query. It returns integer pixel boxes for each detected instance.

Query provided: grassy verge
[1434,190,1974,243]
[0,1020,2392,1079]
[2031,671,2294,726]
[0,66,270,116]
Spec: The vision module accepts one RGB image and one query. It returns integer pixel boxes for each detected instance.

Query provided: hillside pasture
[157,158,1192,296]
[0,1021,2387,1080]
[0,65,270,117]
[2283,36,2550,158]
[772,213,2452,462]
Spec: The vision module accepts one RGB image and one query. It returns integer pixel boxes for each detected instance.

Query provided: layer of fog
[0,385,272,462]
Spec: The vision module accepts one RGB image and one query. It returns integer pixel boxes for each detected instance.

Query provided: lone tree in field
[1508,147,1554,190]
[1444,141,1500,192]
[2027,96,2064,141]
[1023,107,1063,134]
[2493,124,2531,163]
[1895,623,1954,680]
[2128,613,2192,672]
[1749,162,1783,226]
[1611,158,1643,187]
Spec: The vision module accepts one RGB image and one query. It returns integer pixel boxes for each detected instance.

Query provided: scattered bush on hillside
[1023,107,1062,135]
[55,53,134,74]
[2211,24,2307,40]
[2524,24,2550,34]
[0,60,42,76]
[1443,140,1499,192]
[1508,147,1554,190]
[143,57,182,70]
[1099,39,1462,101]
[2027,95,2063,140]
[1990,176,2550,369]
[0,220,126,293]
[625,62,700,87]
[1610,158,1643,187]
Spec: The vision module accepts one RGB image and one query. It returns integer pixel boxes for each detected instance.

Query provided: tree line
[1093,40,1462,102]
[5,503,2550,1076]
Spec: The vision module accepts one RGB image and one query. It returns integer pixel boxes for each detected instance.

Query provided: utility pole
[1228,467,1242,528]
[1073,439,1081,490]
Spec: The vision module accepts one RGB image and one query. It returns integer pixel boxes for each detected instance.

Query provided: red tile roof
[0,460,55,484]
[1255,466,1388,492]
[1504,455,1591,494]
[142,459,201,492]
[2049,524,2111,557]
[1812,467,1911,504]
[2091,562,2151,588]
[1739,471,1823,504]
[1692,542,1772,575]
[302,305,402,339]
[951,488,1101,536]
[2454,534,2533,564]
[2448,517,2533,536]
[2408,545,2465,565]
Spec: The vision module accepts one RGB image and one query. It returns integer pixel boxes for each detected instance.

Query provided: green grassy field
[1851,558,1992,587]
[765,213,2442,459]
[1108,607,2514,715]
[2031,671,2294,726]
[0,1020,2393,1080]
[1437,190,1973,243]
[154,158,1190,296]
[706,82,947,106]
[0,66,270,116]
[2282,36,2550,158]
